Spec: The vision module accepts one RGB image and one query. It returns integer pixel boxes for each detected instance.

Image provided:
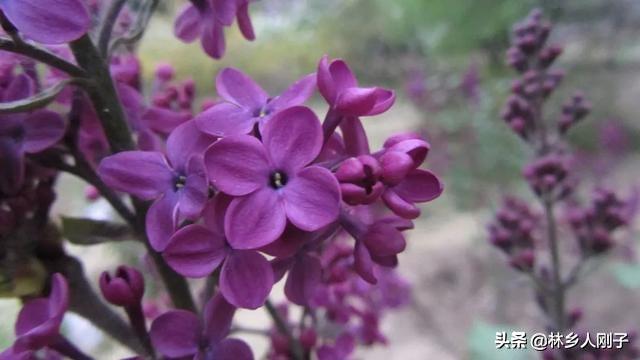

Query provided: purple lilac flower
[0,74,66,194]
[317,55,395,117]
[99,265,145,307]
[174,0,255,59]
[0,0,90,44]
[98,120,215,251]
[204,106,341,249]
[1,274,68,358]
[195,67,316,137]
[163,196,274,309]
[149,294,253,360]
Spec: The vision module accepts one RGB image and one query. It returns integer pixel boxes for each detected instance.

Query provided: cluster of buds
[523,154,574,200]
[502,9,578,142]
[558,92,592,134]
[488,197,539,272]
[567,188,630,255]
[506,9,552,72]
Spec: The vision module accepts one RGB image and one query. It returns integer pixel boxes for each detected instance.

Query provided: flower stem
[125,304,155,357]
[54,256,146,355]
[69,35,135,154]
[265,299,305,360]
[543,198,565,332]
[97,0,129,55]
[0,38,86,77]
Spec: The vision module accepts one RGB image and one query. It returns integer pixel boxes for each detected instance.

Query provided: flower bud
[99,266,145,307]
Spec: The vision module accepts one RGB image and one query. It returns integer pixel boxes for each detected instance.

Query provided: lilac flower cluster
[490,9,637,359]
[489,197,539,272]
[0,1,442,359]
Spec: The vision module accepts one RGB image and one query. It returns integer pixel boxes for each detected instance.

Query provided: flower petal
[335,87,378,117]
[149,310,200,358]
[1,0,90,44]
[146,192,179,252]
[283,166,340,232]
[354,241,377,284]
[201,21,226,59]
[166,120,216,168]
[394,169,443,203]
[225,188,286,249]
[216,68,268,109]
[209,338,254,360]
[22,110,66,153]
[363,223,406,257]
[194,102,256,137]
[203,294,236,343]
[204,135,270,196]
[98,151,174,200]
[261,106,322,172]
[284,255,322,306]
[3,74,33,102]
[368,88,396,115]
[163,224,227,278]
[381,188,420,220]
[142,106,190,134]
[236,1,255,41]
[219,250,274,309]
[212,0,236,25]
[174,4,202,42]
[267,74,317,112]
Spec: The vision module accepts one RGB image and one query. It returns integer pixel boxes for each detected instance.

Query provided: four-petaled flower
[98,121,215,251]
[195,67,316,137]
[149,294,253,360]
[204,106,341,249]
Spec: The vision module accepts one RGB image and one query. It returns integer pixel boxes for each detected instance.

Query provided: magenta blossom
[174,0,254,59]
[0,0,90,44]
[149,294,253,360]
[195,67,316,137]
[204,106,341,249]
[98,121,215,251]
[163,196,274,309]
[1,274,68,358]
[0,74,66,194]
[317,55,395,117]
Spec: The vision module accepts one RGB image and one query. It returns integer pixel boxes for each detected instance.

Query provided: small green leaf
[610,262,640,289]
[61,217,132,245]
[0,80,74,114]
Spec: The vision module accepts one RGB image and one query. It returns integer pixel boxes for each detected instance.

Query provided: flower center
[174,175,187,190]
[270,171,288,189]
[253,106,270,118]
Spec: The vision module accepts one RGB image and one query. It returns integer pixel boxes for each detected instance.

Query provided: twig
[0,38,86,77]
[98,0,129,55]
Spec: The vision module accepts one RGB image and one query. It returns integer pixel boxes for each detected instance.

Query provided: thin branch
[109,0,159,54]
[0,38,86,78]
[98,0,129,55]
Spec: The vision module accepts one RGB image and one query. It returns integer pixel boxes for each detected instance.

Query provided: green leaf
[468,320,532,360]
[0,80,74,114]
[610,262,640,289]
[61,217,132,245]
